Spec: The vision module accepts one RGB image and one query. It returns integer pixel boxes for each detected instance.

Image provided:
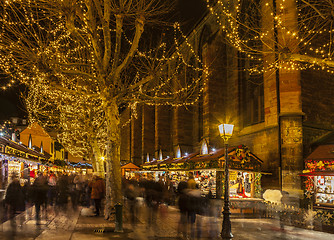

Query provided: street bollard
[115,203,123,232]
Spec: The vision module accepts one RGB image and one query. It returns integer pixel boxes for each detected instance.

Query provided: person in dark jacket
[143,176,163,229]
[5,176,25,219]
[89,173,105,216]
[31,172,48,221]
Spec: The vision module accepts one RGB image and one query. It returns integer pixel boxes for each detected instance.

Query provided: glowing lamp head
[218,124,234,141]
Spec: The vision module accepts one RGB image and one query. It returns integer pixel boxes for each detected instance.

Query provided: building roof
[305,144,334,161]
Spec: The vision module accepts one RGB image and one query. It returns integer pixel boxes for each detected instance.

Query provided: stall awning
[300,171,334,176]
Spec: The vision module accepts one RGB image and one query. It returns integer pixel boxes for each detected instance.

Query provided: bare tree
[0,0,205,229]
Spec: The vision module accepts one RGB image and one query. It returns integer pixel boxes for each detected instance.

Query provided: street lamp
[218,123,234,239]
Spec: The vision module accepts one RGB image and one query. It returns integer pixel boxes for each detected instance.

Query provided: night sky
[0,85,27,121]
[0,0,206,122]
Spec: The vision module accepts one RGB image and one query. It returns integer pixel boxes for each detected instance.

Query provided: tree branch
[284,53,334,68]
[102,0,112,71]
[109,15,145,81]
[111,14,123,73]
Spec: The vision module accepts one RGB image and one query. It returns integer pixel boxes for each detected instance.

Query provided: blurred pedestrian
[47,171,57,206]
[73,173,84,207]
[5,175,25,219]
[31,172,48,222]
[56,173,69,211]
[124,179,139,225]
[83,174,92,207]
[89,173,105,216]
[177,181,189,239]
[143,175,163,229]
[207,192,222,238]
[186,186,203,239]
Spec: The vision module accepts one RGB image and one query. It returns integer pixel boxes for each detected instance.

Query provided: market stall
[121,162,140,178]
[302,144,334,209]
[300,144,334,229]
[141,145,263,200]
[0,136,49,187]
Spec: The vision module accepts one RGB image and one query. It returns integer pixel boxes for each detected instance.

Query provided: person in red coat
[89,173,105,216]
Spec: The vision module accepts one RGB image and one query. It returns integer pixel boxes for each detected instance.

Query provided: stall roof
[305,144,334,161]
[189,148,232,163]
[189,146,263,164]
[172,152,199,164]
[121,162,140,170]
[141,145,263,172]
[142,153,199,167]
[142,159,160,166]
[156,156,174,165]
[300,171,334,176]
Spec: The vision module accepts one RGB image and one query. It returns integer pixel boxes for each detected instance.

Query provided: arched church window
[176,145,181,158]
[200,140,209,155]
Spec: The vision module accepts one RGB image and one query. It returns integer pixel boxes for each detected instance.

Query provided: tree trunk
[104,99,123,231]
[91,138,105,177]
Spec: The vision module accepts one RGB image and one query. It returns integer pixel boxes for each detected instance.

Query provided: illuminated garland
[206,0,334,73]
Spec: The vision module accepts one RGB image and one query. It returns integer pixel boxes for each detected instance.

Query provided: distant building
[20,122,83,163]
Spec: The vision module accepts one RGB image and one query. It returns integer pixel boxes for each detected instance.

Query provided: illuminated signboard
[5,147,26,158]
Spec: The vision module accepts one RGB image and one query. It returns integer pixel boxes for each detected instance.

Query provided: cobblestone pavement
[1,203,334,240]
[0,205,80,240]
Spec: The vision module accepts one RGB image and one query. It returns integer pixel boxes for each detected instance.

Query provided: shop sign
[5,146,26,158]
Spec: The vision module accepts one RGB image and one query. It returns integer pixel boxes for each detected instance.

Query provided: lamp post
[218,123,234,240]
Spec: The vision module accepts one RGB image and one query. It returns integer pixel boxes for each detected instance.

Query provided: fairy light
[206,0,334,72]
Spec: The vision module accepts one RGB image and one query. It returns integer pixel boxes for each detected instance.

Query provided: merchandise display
[315,176,334,204]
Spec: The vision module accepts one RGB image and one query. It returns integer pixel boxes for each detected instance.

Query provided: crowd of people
[3,170,222,239]
[3,171,105,223]
[123,172,222,239]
